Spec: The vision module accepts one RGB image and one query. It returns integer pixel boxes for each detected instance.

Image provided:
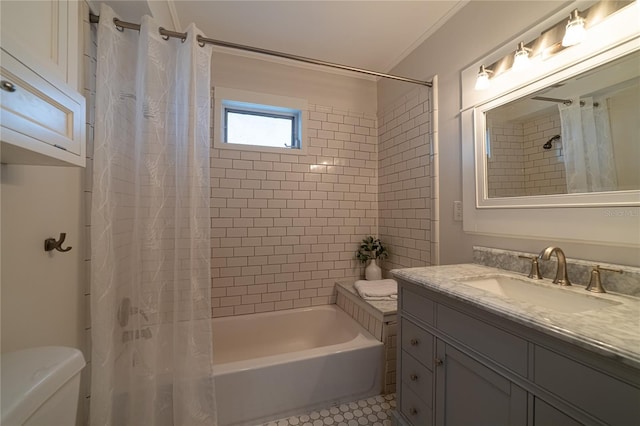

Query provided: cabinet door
[533,398,583,426]
[0,0,79,88]
[435,340,527,426]
[0,49,85,166]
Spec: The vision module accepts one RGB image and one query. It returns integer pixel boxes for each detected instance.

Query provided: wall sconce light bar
[473,1,629,91]
[562,9,587,47]
[475,65,493,90]
[512,41,532,71]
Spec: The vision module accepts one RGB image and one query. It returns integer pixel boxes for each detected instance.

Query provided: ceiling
[102,1,466,75]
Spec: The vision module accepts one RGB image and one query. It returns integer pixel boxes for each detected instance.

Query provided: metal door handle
[1,80,16,92]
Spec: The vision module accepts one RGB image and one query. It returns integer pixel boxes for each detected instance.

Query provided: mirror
[461,2,639,247]
[484,50,639,198]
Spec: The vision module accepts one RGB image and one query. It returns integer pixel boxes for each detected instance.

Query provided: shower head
[543,135,561,150]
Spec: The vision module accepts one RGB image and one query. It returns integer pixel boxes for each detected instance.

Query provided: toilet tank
[1,346,85,426]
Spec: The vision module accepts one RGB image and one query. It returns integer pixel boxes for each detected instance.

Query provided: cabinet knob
[410,338,419,346]
[409,407,418,416]
[434,357,443,366]
[410,373,418,381]
[1,80,17,93]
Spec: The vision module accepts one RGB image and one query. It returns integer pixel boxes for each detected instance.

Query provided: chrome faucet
[538,246,571,286]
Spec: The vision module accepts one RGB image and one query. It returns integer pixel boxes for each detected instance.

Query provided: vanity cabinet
[0,0,85,166]
[396,281,640,426]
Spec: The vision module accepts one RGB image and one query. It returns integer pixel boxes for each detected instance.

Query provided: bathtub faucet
[122,328,153,343]
[117,297,149,327]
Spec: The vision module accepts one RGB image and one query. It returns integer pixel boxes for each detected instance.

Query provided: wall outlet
[453,201,463,222]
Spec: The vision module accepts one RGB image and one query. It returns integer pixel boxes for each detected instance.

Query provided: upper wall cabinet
[0,0,86,167]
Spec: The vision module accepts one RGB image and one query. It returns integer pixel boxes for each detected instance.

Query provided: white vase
[365,259,382,280]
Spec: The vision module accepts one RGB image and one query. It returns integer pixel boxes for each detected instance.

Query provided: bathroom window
[214,87,307,154]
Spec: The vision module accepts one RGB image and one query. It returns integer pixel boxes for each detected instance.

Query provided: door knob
[1,80,16,92]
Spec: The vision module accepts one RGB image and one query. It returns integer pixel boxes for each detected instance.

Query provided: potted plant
[356,236,389,280]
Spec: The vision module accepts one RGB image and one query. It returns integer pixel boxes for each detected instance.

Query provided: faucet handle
[518,255,543,279]
[586,265,623,293]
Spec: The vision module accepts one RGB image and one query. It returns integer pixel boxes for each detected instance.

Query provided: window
[214,87,307,154]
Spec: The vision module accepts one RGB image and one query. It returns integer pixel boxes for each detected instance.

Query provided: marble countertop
[391,264,640,369]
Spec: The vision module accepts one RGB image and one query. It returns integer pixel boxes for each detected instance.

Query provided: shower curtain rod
[89,13,432,87]
[531,96,598,107]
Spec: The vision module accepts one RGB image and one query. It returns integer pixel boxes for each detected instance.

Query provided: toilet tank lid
[1,346,85,425]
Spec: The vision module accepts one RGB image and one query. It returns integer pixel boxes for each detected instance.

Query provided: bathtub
[212,305,384,426]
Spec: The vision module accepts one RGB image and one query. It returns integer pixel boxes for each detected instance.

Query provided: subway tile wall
[210,97,378,317]
[486,119,525,197]
[522,109,565,195]
[487,108,566,198]
[377,86,432,273]
[81,1,97,423]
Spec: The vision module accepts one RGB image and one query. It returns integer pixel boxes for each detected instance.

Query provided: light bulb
[475,65,491,90]
[562,9,586,47]
[512,42,531,71]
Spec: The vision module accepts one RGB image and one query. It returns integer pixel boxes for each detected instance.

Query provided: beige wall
[1,165,84,352]
[378,0,640,267]
[212,52,377,116]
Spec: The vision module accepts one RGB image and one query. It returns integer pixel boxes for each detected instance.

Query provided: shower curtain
[559,97,617,193]
[91,5,216,426]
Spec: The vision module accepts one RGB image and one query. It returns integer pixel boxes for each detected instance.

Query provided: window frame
[214,87,308,155]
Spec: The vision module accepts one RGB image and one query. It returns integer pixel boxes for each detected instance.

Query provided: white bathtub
[212,305,384,426]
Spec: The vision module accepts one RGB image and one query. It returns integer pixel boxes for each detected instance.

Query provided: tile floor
[263,394,396,426]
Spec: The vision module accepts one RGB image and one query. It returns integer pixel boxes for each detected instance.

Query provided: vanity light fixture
[512,42,532,71]
[562,9,587,47]
[475,65,492,90]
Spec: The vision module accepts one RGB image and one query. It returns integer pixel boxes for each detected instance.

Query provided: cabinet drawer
[402,287,435,325]
[401,384,432,426]
[534,346,640,425]
[0,49,85,166]
[437,304,528,376]
[401,350,433,408]
[401,318,434,368]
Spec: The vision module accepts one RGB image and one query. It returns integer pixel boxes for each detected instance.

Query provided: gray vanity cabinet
[533,399,583,426]
[435,341,527,426]
[395,279,640,426]
[399,316,527,426]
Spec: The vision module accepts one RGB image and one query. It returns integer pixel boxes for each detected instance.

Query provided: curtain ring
[113,17,124,32]
[197,35,205,48]
[180,33,187,43]
[159,27,170,40]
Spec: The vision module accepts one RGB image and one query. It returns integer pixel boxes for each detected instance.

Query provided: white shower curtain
[91,5,216,425]
[559,97,618,193]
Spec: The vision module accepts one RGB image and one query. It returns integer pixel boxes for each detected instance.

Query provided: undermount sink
[459,275,621,314]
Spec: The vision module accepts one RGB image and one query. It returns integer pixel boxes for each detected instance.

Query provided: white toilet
[1,346,85,426]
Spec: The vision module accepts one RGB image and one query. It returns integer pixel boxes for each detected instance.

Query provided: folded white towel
[354,279,398,300]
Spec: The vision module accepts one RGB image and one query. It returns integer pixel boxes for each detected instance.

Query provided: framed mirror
[478,48,639,206]
[460,1,639,246]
